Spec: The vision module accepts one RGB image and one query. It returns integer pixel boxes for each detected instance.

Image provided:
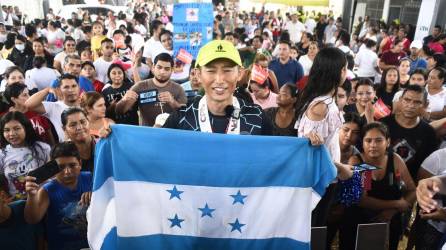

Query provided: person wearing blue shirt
[0,199,43,250]
[408,40,427,74]
[268,40,304,87]
[24,142,92,250]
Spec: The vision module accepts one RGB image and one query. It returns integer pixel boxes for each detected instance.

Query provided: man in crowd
[381,85,438,180]
[408,40,428,74]
[116,53,186,127]
[163,40,272,135]
[142,20,165,67]
[269,40,304,87]
[284,13,306,45]
[26,74,81,142]
[423,25,442,45]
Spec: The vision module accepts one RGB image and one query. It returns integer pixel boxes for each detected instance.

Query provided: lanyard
[198,96,241,134]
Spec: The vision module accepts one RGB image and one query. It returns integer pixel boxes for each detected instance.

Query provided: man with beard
[116,53,187,127]
[380,84,438,181]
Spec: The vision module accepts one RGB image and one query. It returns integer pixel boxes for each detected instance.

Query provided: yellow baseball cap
[196,40,242,67]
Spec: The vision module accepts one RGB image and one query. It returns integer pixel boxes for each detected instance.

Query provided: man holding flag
[163,40,272,135]
[87,39,337,250]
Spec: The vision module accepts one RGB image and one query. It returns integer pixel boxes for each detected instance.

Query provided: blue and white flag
[87,125,336,250]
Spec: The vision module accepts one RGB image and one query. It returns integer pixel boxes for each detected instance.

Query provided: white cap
[410,40,423,49]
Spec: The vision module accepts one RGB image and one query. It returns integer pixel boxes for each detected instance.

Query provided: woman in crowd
[339,112,362,164]
[264,83,297,136]
[427,54,446,71]
[25,56,59,91]
[243,53,279,93]
[0,66,33,93]
[426,67,446,121]
[376,66,400,108]
[53,36,77,73]
[101,63,138,125]
[399,58,411,87]
[249,78,278,110]
[61,107,95,172]
[23,37,54,71]
[80,91,115,138]
[296,32,313,57]
[342,122,415,250]
[295,47,353,227]
[4,83,56,146]
[46,21,65,55]
[344,78,376,124]
[298,41,319,76]
[0,111,50,201]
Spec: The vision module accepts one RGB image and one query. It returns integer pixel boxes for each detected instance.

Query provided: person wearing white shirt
[93,39,115,84]
[324,18,337,45]
[152,30,174,64]
[284,14,306,44]
[25,74,81,142]
[305,17,317,34]
[142,20,165,67]
[426,67,446,120]
[298,42,319,76]
[355,39,379,79]
[25,56,60,91]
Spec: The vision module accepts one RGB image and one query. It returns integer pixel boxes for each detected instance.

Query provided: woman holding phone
[340,122,415,250]
[0,111,50,201]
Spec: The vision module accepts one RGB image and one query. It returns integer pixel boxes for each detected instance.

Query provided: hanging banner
[249,0,329,6]
[414,0,438,41]
[173,3,214,60]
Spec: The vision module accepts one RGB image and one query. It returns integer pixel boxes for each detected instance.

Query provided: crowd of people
[0,0,446,249]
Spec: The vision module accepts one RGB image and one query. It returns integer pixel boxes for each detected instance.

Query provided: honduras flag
[87,125,336,250]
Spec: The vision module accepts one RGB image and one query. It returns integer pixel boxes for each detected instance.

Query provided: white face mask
[15,44,25,51]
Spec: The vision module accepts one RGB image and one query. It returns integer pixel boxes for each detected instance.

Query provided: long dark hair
[377,66,400,95]
[295,47,347,119]
[107,63,131,84]
[0,112,46,164]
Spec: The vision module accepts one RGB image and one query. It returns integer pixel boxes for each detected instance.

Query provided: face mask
[15,44,25,51]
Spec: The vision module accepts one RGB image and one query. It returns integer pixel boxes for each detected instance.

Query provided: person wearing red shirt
[379,39,407,71]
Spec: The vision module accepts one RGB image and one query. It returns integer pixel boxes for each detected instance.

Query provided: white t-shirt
[305,18,317,34]
[135,24,147,36]
[25,67,60,91]
[0,59,14,74]
[392,90,404,103]
[47,29,66,55]
[42,101,69,142]
[324,24,337,44]
[421,148,446,233]
[93,57,113,84]
[54,51,71,69]
[285,21,306,44]
[0,142,51,199]
[142,37,164,62]
[355,47,378,77]
[298,55,314,76]
[427,87,446,113]
[129,33,145,53]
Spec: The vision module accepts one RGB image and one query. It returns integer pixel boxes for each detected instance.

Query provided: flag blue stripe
[93,125,336,194]
[100,228,310,250]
